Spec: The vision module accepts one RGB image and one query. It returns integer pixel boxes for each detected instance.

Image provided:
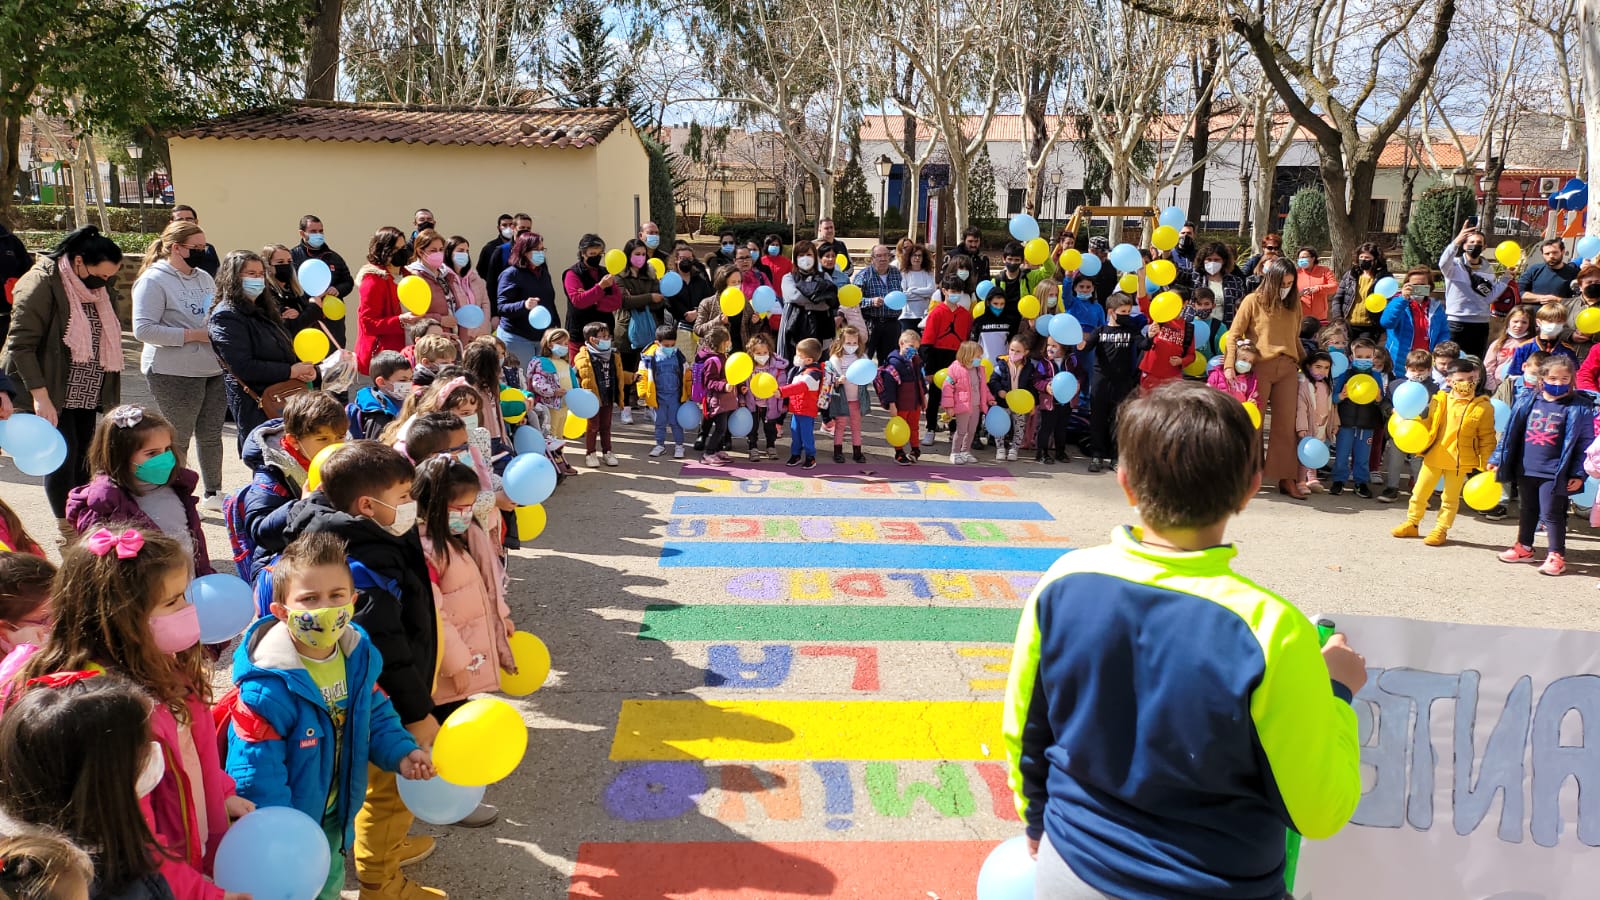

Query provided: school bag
[223,476,290,583]
[1585,430,1600,480]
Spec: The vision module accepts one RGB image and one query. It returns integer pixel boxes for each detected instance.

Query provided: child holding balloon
[695,325,737,467]
[1392,360,1497,546]
[942,341,993,465]
[744,333,786,460]
[824,326,869,463]
[1206,338,1259,403]
[879,329,928,464]
[1328,339,1387,498]
[990,336,1041,462]
[528,329,579,474]
[1490,355,1596,577]
[640,324,690,459]
[1294,352,1339,494]
[233,391,350,581]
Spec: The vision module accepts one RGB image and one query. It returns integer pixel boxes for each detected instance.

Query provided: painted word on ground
[718,570,1041,602]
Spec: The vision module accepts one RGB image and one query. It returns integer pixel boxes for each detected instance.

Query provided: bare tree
[340,0,546,105]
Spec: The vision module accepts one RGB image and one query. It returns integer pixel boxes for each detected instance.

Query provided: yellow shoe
[1391,522,1419,538]
[358,876,447,900]
[1423,527,1448,547]
[399,835,436,866]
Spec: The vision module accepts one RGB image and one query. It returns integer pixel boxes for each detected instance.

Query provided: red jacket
[1579,346,1600,393]
[779,361,824,417]
[922,301,973,352]
[357,267,405,374]
[1138,319,1196,388]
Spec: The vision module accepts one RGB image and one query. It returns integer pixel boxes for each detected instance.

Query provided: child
[1003,381,1363,899]
[352,351,414,442]
[0,498,43,557]
[1206,338,1259,403]
[12,528,249,899]
[66,405,214,576]
[1296,352,1339,493]
[402,411,504,544]
[941,341,993,465]
[527,328,578,474]
[1380,350,1434,503]
[409,332,457,390]
[460,338,510,447]
[1329,339,1385,498]
[1137,312,1196,392]
[0,673,171,900]
[224,533,435,899]
[923,275,977,444]
[778,338,825,469]
[0,554,54,663]
[1430,341,1462,390]
[695,326,737,467]
[1034,339,1072,465]
[1507,301,1579,376]
[973,283,1021,368]
[878,329,928,465]
[234,390,349,581]
[1078,293,1146,473]
[278,441,441,900]
[824,325,868,463]
[573,322,629,468]
[1392,360,1497,545]
[745,333,787,461]
[1315,322,1350,356]
[990,336,1040,462]
[1491,355,1597,576]
[640,324,689,459]
[0,828,94,900]
[1485,304,1537,390]
[1494,350,1547,408]
[1187,287,1223,361]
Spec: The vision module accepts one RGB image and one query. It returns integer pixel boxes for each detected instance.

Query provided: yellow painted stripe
[610,699,1003,761]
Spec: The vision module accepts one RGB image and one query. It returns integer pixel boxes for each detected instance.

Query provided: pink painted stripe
[680,462,1013,481]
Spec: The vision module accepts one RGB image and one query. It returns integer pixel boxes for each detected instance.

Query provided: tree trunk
[905,161,924,238]
[899,113,917,217]
[83,132,109,230]
[1319,158,1359,271]
[1186,39,1218,222]
[1585,0,1600,234]
[1106,164,1131,243]
[305,0,342,100]
[0,110,22,229]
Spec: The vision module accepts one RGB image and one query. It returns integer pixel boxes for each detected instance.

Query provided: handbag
[213,343,306,419]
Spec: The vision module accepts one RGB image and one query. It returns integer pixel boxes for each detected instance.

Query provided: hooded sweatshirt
[132,261,222,378]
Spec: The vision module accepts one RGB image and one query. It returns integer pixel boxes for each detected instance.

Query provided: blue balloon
[1491,397,1511,433]
[1008,214,1040,242]
[296,258,332,297]
[1109,243,1142,273]
[1572,477,1599,508]
[1159,206,1186,229]
[1034,313,1053,336]
[1297,436,1331,469]
[213,806,328,900]
[727,407,754,437]
[502,453,557,505]
[1207,355,1225,371]
[976,835,1035,900]
[189,573,257,644]
[751,292,776,315]
[1051,371,1080,403]
[398,775,487,826]
[754,285,777,307]
[1048,314,1083,346]
[2,413,62,467]
[976,280,995,300]
[1392,380,1430,419]
[566,387,600,420]
[453,304,485,330]
[845,358,878,386]
[984,405,1012,438]
[1577,235,1600,261]
[884,290,907,311]
[530,305,552,330]
[1077,254,1102,277]
[1374,276,1400,298]
[659,271,684,297]
[513,425,547,455]
[1192,318,1210,349]
[1329,350,1349,378]
[677,403,703,430]
[12,426,68,476]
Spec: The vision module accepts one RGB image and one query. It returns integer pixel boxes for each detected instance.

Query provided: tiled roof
[169,101,629,149]
[1376,136,1479,168]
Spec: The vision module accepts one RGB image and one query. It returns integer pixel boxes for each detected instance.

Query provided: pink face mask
[149,604,201,654]
[424,251,445,269]
[631,254,647,269]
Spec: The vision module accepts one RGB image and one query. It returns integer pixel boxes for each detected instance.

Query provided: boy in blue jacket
[229,391,348,582]
[350,351,414,441]
[225,531,433,900]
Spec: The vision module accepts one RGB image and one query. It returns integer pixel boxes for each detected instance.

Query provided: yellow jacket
[1422,391,1497,473]
[636,342,692,408]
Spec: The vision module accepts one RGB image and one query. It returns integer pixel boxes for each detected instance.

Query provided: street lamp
[126,142,145,234]
[1518,178,1533,230]
[875,155,892,242]
[1050,170,1063,237]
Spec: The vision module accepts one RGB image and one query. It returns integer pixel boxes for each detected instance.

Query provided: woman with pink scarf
[0,227,125,537]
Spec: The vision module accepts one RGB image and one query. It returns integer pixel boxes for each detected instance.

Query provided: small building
[167,100,651,284]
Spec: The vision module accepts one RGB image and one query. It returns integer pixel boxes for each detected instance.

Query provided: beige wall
[167,129,650,307]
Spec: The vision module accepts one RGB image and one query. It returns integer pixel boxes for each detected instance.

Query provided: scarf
[59,260,124,373]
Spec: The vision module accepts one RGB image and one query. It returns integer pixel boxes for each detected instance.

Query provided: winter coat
[638,343,691,408]
[778,361,824,417]
[1207,366,1259,404]
[1421,391,1497,474]
[696,347,737,415]
[1,257,122,412]
[1491,390,1597,485]
[1330,265,1392,326]
[496,265,558,345]
[1294,375,1340,443]
[207,298,297,412]
[351,385,401,441]
[616,269,665,352]
[1378,295,1449,365]
[1188,268,1248,322]
[921,301,973,353]
[235,419,308,579]
[563,262,623,340]
[877,348,927,412]
[744,352,788,419]
[447,266,493,342]
[65,471,214,576]
[941,361,992,416]
[401,261,457,331]
[356,265,405,374]
[421,526,515,704]
[574,345,629,406]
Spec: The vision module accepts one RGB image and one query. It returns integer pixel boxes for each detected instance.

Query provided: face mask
[1311,371,1326,381]
[797,256,815,271]
[1009,351,1025,362]
[134,450,178,486]
[1408,371,1428,382]
[1508,322,1530,338]
[586,255,602,268]
[81,273,110,290]
[1523,371,1539,386]
[386,380,412,400]
[1234,360,1253,374]
[501,226,515,241]
[417,221,436,232]
[1005,262,1020,272]
[957,269,970,280]
[1178,236,1195,252]
[658,345,677,358]
[448,510,473,535]
[285,603,353,651]
[149,603,201,654]
[551,345,568,358]
[241,277,266,299]
[530,251,546,267]
[1297,258,1312,269]
[1451,381,1474,397]
[644,234,660,249]
[1352,358,1374,371]
[1465,244,1484,257]
[272,264,293,284]
[630,254,647,269]
[722,243,735,256]
[1539,322,1563,339]
[903,346,918,357]
[423,251,445,269]
[371,498,417,537]
[753,353,770,364]
[390,247,412,267]
[452,252,471,269]
[1358,259,1374,271]
[1196,307,1215,320]
[991,300,1006,311]
[767,245,781,256]
[596,339,612,352]
[1584,283,1600,300]
[1204,261,1222,275]
[1075,291,1093,300]
[844,344,859,354]
[137,742,165,798]
[307,233,326,249]
[1281,286,1295,300]
[1544,381,1573,397]
[460,413,479,431]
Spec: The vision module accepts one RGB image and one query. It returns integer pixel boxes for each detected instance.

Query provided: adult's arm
[565,270,607,310]
[208,312,295,388]
[1577,347,1600,392]
[131,275,188,347]
[2,270,52,392]
[496,269,530,318]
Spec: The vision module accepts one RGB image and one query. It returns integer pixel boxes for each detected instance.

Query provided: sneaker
[833,447,845,463]
[585,453,600,468]
[453,802,499,828]
[620,408,634,425]
[894,450,912,466]
[1087,458,1103,473]
[673,445,685,459]
[399,835,436,866]
[1306,480,1326,494]
[926,431,938,446]
[1423,526,1449,547]
[1392,522,1419,538]
[701,454,726,467]
[1355,483,1372,499]
[853,447,866,464]
[604,452,619,467]
[1055,453,1070,463]
[911,446,922,460]
[358,876,447,899]
[996,447,1007,462]
[949,452,965,465]
[1498,542,1535,563]
[1329,482,1345,496]
[749,447,762,461]
[1539,552,1567,576]
[1485,504,1508,521]
[1379,487,1400,503]
[201,492,223,512]
[803,456,817,469]
[693,437,706,451]
[785,454,803,467]
[649,444,667,457]
[1042,455,1056,465]
[1007,448,1019,461]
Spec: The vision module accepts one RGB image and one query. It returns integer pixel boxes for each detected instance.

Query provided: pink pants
[952,409,979,454]
[833,399,863,448]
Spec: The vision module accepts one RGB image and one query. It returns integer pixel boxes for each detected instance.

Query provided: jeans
[1519,475,1570,555]
[865,315,899,364]
[496,326,541,373]
[145,371,227,494]
[654,395,684,445]
[791,414,816,457]
[1332,427,1373,484]
[44,408,99,518]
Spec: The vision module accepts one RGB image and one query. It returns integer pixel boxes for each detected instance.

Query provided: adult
[943,253,979,302]
[1294,247,1339,323]
[168,205,219,277]
[898,242,937,329]
[445,235,493,342]
[262,243,324,335]
[132,220,226,508]
[814,218,852,276]
[0,227,123,530]
[564,234,623,352]
[481,212,534,290]
[617,238,667,422]
[290,214,354,346]
[705,229,739,284]
[852,243,904,363]
[946,227,992,281]
[0,220,33,346]
[1567,264,1600,362]
[1329,242,1392,344]
[402,228,460,337]
[1189,242,1247,322]
[755,233,793,287]
[495,232,557,367]
[638,221,670,263]
[1519,238,1579,305]
[666,241,712,353]
[1225,257,1306,498]
[411,208,436,243]
[700,266,764,354]
[1239,232,1282,277]
[355,226,410,374]
[208,250,317,453]
[1378,266,1449,367]
[778,239,839,358]
[1176,222,1199,262]
[1085,237,1120,302]
[1439,223,1510,358]
[476,213,516,285]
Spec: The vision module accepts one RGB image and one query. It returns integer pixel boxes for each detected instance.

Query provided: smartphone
[1465,216,1480,228]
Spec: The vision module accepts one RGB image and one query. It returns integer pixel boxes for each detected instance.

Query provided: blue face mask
[596,340,612,352]
[134,449,178,486]
[530,251,546,267]
[1352,358,1373,371]
[452,252,471,269]
[644,234,660,249]
[1296,258,1312,269]
[306,233,326,249]
[241,277,266,299]
[1544,381,1573,397]
[447,510,472,535]
[767,245,781,256]
[722,243,735,256]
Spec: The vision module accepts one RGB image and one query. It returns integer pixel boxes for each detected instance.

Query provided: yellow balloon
[1006,390,1035,414]
[1151,225,1179,251]
[1577,306,1600,335]
[720,286,746,317]
[1024,238,1049,266]
[750,371,778,399]
[305,442,345,492]
[649,257,666,278]
[1183,354,1208,377]
[1219,331,1232,352]
[1462,471,1501,512]
[838,284,863,307]
[1345,373,1379,405]
[604,248,626,275]
[981,357,993,381]
[835,253,850,269]
[1365,293,1389,314]
[562,412,588,439]
[1147,259,1177,287]
[972,300,985,318]
[725,351,753,385]
[932,368,948,388]
[1118,273,1140,294]
[499,631,551,696]
[397,275,432,316]
[1241,400,1261,429]
[432,697,528,785]
[1388,412,1407,440]
[885,417,910,447]
[1018,295,1041,319]
[1494,240,1523,269]
[1393,419,1430,455]
[499,386,528,424]
[1058,249,1082,271]
[515,504,546,542]
[321,296,346,321]
[1149,291,1182,324]
[293,328,330,364]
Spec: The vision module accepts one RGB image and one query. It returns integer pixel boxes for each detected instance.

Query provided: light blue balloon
[728,407,754,437]
[213,806,329,900]
[566,387,600,420]
[1207,355,1225,371]
[296,258,332,297]
[754,285,777,307]
[1374,276,1400,298]
[1048,314,1083,346]
[1329,350,1349,378]
[453,304,485,330]
[1035,313,1053,336]
[1159,206,1186,229]
[530,306,552,330]
[189,574,257,644]
[4,414,67,476]
[1077,254,1102,277]
[751,293,775,315]
[502,453,557,505]
[1572,477,1599,507]
[1193,318,1210,349]
[1008,214,1040,242]
[845,358,878,386]
[1051,371,1080,403]
[976,280,995,300]
[398,776,487,826]
[1297,436,1331,469]
[677,403,703,430]
[984,405,1011,438]
[975,835,1035,900]
[1491,397,1511,432]
[1577,235,1600,261]
[659,271,684,297]
[885,290,907,311]
[513,425,546,455]
[1393,380,1430,419]
[1109,243,1142,273]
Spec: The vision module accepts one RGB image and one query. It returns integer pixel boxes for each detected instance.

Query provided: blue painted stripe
[659,541,1067,571]
[668,497,1053,520]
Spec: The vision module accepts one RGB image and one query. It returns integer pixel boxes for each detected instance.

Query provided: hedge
[8,204,166,233]
[18,231,159,254]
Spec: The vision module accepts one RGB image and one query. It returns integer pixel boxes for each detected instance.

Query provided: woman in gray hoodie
[132,219,226,508]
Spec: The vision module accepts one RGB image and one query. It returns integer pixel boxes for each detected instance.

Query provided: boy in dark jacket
[351,351,413,441]
[877,329,928,465]
[1078,293,1148,472]
[1329,338,1388,498]
[278,441,440,900]
[232,391,349,582]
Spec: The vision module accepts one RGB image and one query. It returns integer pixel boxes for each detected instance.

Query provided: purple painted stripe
[679,462,1013,481]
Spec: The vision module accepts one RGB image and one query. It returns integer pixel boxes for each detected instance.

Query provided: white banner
[1299,614,1600,900]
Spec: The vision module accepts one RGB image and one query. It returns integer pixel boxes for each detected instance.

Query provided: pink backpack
[1584,431,1600,480]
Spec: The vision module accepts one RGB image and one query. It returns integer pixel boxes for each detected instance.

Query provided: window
[756,189,779,219]
[720,190,736,215]
[1369,199,1389,231]
[1006,188,1025,216]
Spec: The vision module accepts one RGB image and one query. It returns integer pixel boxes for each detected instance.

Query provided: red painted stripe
[568,840,993,899]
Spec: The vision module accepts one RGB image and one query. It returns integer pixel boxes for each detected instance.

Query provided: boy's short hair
[1448,359,1477,377]
[415,334,457,363]
[318,441,416,513]
[1536,301,1568,322]
[1105,292,1134,311]
[1525,350,1550,370]
[1350,337,1378,354]
[1003,241,1024,259]
[406,320,437,344]
[655,324,676,343]
[1405,349,1432,369]
[369,351,412,382]
[271,532,353,607]
[405,412,466,461]
[582,321,610,341]
[1193,287,1216,302]
[1117,382,1258,530]
[796,338,823,360]
[282,391,349,439]
[1432,341,1461,360]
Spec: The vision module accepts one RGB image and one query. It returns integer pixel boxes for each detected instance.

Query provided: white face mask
[1508,322,1529,338]
[797,256,815,271]
[373,498,418,536]
[1539,322,1563,339]
[460,413,479,431]
[137,742,166,798]
[1281,285,1294,299]
[754,353,770,364]
[844,344,859,354]
[386,380,412,400]
[1204,261,1223,275]
[1234,360,1253,374]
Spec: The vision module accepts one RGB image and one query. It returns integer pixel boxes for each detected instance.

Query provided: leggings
[747,415,779,449]
[146,371,227,494]
[1090,378,1135,459]
[952,409,979,455]
[999,410,1028,451]
[1518,475,1570,555]
[833,398,863,448]
[705,411,731,457]
[585,402,614,452]
[922,347,957,433]
[1036,407,1068,458]
[44,407,99,518]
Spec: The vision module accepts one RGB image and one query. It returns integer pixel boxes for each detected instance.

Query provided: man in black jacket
[290,214,356,346]
[475,213,515,283]
[946,226,992,281]
[0,222,33,348]
[814,217,852,276]
[705,228,739,284]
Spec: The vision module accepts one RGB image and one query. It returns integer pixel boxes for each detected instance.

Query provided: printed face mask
[448,510,472,535]
[134,450,178,487]
[1451,381,1475,397]
[149,604,201,654]
[285,603,354,651]
[386,380,412,400]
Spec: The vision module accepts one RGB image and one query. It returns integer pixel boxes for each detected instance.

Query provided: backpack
[223,475,290,583]
[690,357,708,404]
[1585,431,1600,480]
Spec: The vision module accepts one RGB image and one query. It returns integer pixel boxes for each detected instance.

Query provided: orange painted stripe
[568,840,993,899]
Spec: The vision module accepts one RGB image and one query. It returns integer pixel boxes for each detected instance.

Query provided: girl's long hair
[412,457,482,569]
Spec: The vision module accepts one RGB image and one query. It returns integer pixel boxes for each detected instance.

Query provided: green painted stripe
[637,603,1021,643]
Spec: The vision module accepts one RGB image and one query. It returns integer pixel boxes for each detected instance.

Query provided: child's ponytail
[412,457,482,569]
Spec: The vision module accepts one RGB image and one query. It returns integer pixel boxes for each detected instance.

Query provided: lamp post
[1049,170,1063,237]
[126,142,145,234]
[875,155,892,242]
[1518,178,1532,234]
